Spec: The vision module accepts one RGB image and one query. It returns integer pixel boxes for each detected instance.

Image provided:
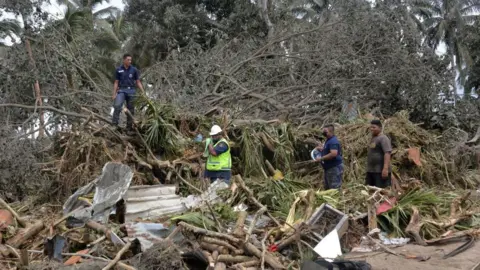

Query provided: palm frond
[93,6,120,19]
[422,16,443,29]
[409,13,426,31]
[64,6,92,35]
[380,188,442,237]
[461,14,480,24]
[460,4,480,14]
[92,20,121,51]
[431,20,447,49]
[0,19,22,37]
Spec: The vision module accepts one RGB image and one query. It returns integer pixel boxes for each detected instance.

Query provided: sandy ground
[345,241,480,270]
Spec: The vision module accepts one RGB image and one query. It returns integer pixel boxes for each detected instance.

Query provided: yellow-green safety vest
[206,138,231,171]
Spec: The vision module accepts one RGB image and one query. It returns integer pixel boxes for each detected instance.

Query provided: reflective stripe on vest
[206,138,231,171]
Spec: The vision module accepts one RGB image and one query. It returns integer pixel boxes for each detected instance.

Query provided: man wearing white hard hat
[204,125,232,184]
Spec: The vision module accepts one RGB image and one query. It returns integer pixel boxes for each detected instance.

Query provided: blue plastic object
[195,134,203,142]
[311,149,322,160]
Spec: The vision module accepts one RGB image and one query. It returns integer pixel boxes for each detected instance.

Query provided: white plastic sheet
[313,229,342,262]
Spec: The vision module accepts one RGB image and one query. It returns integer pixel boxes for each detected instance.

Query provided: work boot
[126,127,135,136]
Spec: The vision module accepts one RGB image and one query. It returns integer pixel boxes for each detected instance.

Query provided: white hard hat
[210,125,222,136]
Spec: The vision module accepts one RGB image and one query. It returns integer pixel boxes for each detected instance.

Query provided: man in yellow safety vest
[204,125,232,184]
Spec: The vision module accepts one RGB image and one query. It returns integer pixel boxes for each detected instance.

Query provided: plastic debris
[313,229,342,262]
[63,162,133,224]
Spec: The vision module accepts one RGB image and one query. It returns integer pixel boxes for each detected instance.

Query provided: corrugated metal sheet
[124,185,187,222]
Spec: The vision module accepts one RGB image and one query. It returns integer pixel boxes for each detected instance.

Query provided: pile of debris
[0,99,479,269]
[40,107,479,204]
[1,160,480,269]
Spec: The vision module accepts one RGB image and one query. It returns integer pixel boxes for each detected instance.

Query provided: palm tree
[410,0,480,91]
[55,0,122,88]
[57,0,119,41]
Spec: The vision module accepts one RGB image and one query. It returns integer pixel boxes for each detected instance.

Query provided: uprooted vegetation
[31,100,478,204]
[0,96,478,269]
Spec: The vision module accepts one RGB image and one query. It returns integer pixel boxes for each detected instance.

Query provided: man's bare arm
[208,143,218,156]
[112,80,119,99]
[316,149,338,161]
[136,80,145,93]
[383,152,391,171]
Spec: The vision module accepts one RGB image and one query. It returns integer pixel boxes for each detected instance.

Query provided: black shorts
[365,172,391,188]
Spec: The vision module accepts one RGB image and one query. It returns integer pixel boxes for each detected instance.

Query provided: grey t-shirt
[367,134,392,173]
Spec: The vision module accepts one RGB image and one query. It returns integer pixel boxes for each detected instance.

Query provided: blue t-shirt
[213,141,229,155]
[321,135,343,169]
[115,65,139,88]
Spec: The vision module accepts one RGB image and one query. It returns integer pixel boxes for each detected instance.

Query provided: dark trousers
[365,172,392,188]
[324,163,343,190]
[112,89,135,129]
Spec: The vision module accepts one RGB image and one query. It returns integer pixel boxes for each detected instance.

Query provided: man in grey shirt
[366,120,392,188]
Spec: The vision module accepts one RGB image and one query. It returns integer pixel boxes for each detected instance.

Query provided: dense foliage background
[0,0,479,200]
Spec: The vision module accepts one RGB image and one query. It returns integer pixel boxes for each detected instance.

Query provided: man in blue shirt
[315,124,343,190]
[112,54,145,131]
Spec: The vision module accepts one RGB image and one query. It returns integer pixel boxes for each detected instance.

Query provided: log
[212,250,219,261]
[202,251,214,269]
[214,262,226,270]
[7,221,44,248]
[179,222,240,244]
[0,198,27,227]
[405,207,427,246]
[232,260,259,269]
[86,220,119,244]
[19,249,29,268]
[259,132,275,152]
[101,241,132,270]
[276,223,306,252]
[243,242,285,269]
[264,160,276,176]
[202,236,241,253]
[200,242,226,254]
[86,220,110,234]
[233,211,248,238]
[217,255,256,263]
[147,158,171,169]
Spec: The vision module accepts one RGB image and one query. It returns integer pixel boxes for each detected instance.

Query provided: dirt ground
[345,241,480,270]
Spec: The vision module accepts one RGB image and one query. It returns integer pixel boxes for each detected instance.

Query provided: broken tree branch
[405,206,427,246]
[102,241,132,270]
[234,175,281,227]
[233,211,248,238]
[179,222,240,244]
[0,104,94,121]
[243,242,285,269]
[0,198,27,227]
[7,221,44,248]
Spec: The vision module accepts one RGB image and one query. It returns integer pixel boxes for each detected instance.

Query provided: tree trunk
[25,38,45,138]
[450,51,457,106]
[258,0,274,39]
